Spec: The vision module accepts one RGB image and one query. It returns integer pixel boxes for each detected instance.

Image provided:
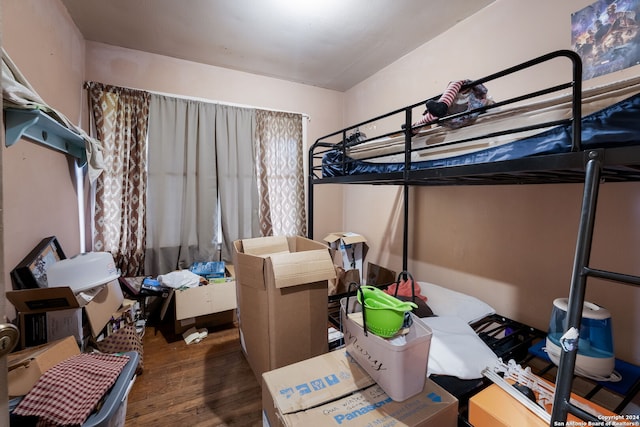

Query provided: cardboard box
[262,348,458,427]
[160,280,238,334]
[174,280,237,319]
[323,231,369,295]
[18,308,84,349]
[468,382,617,427]
[83,280,126,337]
[175,310,236,335]
[323,232,368,284]
[104,298,138,336]
[7,280,124,348]
[233,235,336,381]
[7,335,80,397]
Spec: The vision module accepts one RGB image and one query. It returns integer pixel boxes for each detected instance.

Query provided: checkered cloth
[13,352,130,426]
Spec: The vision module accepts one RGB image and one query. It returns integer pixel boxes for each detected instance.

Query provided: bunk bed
[307,50,640,426]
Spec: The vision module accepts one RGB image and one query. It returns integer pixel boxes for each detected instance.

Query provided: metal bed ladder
[551,150,640,425]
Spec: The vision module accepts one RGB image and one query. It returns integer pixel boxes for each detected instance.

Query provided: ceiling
[61,0,494,92]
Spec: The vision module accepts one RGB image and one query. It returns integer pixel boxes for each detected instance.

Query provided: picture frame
[10,236,66,290]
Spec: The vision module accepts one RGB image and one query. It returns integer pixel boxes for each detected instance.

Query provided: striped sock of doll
[412,80,465,128]
[429,80,465,116]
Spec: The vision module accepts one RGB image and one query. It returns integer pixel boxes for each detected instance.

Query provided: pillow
[420,316,500,379]
[417,281,495,324]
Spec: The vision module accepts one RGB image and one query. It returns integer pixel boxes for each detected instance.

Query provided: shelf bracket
[4,108,87,166]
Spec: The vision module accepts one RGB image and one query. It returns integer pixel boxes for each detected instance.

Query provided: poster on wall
[571,0,640,79]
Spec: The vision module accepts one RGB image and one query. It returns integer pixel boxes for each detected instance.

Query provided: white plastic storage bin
[340,297,432,401]
[47,252,120,293]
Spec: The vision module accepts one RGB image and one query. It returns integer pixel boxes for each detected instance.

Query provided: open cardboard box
[160,278,238,334]
[7,335,80,397]
[233,235,336,381]
[6,280,124,349]
[262,348,458,427]
[323,232,368,294]
[469,379,617,427]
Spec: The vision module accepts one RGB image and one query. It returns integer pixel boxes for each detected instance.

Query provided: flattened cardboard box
[262,348,458,427]
[233,235,336,381]
[7,335,80,397]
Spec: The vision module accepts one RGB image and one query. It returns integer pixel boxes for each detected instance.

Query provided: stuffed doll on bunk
[407,79,494,131]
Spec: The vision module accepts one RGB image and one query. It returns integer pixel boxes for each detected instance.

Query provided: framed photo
[10,236,66,289]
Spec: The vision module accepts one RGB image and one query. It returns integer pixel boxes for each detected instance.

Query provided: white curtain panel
[255,110,306,237]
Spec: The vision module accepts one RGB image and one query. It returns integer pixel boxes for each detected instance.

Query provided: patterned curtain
[86,82,150,276]
[255,110,306,236]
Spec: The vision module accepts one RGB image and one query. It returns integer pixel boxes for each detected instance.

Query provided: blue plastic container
[546,298,615,380]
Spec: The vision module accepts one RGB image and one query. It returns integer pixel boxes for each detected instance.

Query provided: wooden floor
[125,318,263,427]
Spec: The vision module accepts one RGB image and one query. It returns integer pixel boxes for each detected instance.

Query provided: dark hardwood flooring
[125,318,262,427]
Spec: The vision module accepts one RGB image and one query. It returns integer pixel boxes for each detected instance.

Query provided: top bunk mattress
[321,77,640,178]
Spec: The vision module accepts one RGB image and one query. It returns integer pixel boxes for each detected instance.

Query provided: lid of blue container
[552,298,611,320]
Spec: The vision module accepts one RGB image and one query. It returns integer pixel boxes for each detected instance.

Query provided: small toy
[408,79,493,131]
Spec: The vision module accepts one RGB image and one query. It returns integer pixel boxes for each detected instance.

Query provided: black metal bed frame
[307,50,640,425]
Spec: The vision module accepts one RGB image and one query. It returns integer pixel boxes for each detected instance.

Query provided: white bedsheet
[419,315,500,379]
[414,281,500,379]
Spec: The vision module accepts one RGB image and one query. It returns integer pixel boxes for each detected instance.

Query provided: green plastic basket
[355,285,416,338]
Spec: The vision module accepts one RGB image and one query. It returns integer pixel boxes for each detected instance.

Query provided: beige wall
[83,41,345,147]
[2,0,86,321]
[344,0,640,364]
[83,41,345,242]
